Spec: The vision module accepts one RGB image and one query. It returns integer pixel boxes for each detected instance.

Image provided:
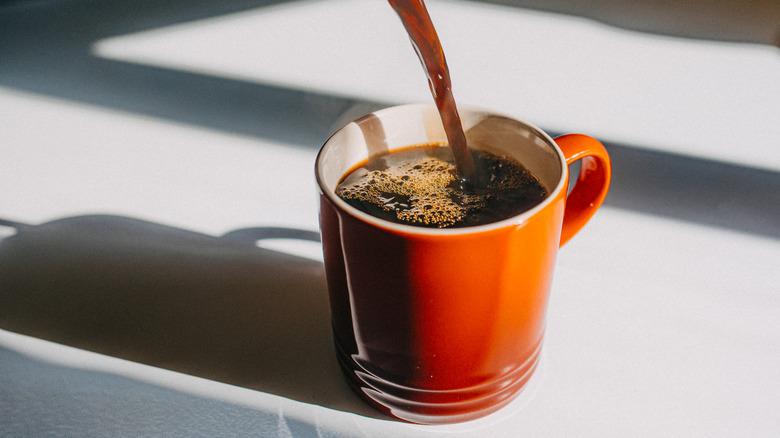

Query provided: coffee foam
[337,157,475,227]
[337,146,548,228]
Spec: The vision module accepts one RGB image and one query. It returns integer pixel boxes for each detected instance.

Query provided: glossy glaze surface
[317,104,610,423]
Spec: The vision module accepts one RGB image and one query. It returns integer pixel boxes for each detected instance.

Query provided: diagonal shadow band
[0,0,390,148]
[0,215,386,420]
[599,142,780,239]
[473,0,780,46]
[0,0,301,42]
[1,53,389,149]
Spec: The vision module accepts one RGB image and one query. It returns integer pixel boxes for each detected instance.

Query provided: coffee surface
[336,145,548,228]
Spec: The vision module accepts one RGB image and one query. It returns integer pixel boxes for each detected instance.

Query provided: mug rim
[315,103,568,236]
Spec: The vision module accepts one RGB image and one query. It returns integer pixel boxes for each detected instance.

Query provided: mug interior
[316,104,566,230]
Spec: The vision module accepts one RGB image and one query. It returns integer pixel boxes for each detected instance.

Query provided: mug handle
[553,134,612,247]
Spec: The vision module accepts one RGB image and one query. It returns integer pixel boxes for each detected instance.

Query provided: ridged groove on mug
[333,335,543,424]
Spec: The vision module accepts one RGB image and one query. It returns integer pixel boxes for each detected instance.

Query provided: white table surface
[1,0,779,436]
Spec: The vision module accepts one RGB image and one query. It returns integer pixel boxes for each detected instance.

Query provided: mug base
[334,338,543,424]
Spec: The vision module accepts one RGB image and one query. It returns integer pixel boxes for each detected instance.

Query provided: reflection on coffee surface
[336,144,548,228]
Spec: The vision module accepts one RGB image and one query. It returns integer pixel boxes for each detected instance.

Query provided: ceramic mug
[316,103,611,424]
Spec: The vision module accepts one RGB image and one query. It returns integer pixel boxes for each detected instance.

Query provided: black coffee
[336,144,548,228]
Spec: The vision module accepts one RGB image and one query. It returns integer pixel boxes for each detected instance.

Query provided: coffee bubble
[337,155,471,227]
[336,145,547,228]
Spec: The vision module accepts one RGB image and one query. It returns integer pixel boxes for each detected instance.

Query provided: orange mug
[316,104,611,424]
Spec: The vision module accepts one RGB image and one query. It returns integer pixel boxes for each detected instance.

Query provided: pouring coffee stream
[388,0,481,185]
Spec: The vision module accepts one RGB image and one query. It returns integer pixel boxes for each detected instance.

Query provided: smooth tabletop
[1,0,779,437]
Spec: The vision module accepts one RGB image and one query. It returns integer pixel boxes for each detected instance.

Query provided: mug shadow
[0,214,386,420]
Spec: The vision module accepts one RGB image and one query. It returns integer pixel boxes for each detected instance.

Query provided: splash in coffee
[388,0,477,182]
[336,144,548,228]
